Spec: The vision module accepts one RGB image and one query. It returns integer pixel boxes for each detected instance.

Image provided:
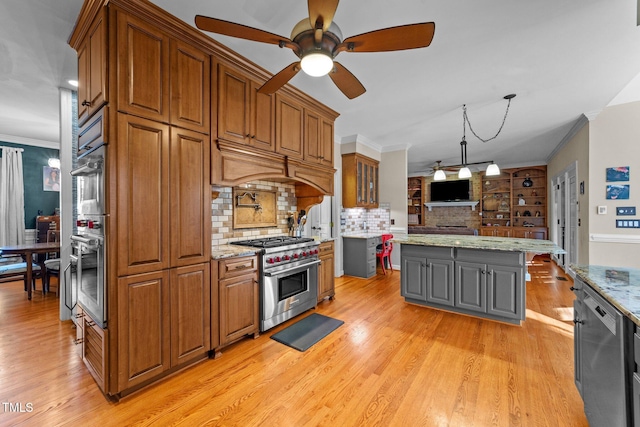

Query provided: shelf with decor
[480,166,547,239]
[407,177,425,226]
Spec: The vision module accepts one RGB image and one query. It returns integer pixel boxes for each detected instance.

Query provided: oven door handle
[263,259,321,277]
[70,235,99,246]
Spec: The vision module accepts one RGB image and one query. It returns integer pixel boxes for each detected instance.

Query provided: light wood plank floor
[0,257,588,426]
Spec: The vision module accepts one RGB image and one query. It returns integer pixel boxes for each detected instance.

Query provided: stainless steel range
[235,236,320,331]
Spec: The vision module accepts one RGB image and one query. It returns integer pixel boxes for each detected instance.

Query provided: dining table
[0,241,61,300]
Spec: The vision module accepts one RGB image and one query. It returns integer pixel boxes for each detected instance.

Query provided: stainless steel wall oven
[70,146,107,327]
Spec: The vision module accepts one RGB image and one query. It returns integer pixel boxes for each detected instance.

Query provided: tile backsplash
[340,203,391,234]
[211,180,297,246]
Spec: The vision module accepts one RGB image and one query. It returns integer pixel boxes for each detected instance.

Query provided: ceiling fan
[194,0,435,99]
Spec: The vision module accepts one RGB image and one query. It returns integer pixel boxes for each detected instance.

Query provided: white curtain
[0,147,25,246]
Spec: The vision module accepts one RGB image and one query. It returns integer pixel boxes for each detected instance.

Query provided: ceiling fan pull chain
[463,95,513,143]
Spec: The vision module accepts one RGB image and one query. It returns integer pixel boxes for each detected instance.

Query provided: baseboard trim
[589,233,640,244]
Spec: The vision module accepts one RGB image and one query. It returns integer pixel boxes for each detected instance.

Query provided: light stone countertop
[211,244,261,260]
[342,232,387,239]
[572,264,640,326]
[392,233,565,255]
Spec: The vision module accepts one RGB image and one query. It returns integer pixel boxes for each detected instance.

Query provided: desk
[0,242,61,300]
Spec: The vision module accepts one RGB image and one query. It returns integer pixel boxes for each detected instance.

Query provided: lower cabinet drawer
[367,260,376,277]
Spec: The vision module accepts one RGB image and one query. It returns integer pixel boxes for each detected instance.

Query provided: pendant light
[433,161,447,181]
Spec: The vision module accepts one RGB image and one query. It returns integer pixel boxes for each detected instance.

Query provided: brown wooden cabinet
[216,63,274,151]
[75,306,108,393]
[116,114,170,276]
[305,110,334,168]
[170,39,211,134]
[77,8,107,126]
[480,166,548,239]
[275,93,304,159]
[342,153,379,208]
[116,8,170,123]
[169,263,211,366]
[117,270,170,390]
[407,177,425,226]
[169,127,211,267]
[116,114,211,276]
[216,256,259,351]
[117,263,210,391]
[318,240,335,303]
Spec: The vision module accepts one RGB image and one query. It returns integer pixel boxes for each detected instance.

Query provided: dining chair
[376,234,394,275]
[43,230,61,296]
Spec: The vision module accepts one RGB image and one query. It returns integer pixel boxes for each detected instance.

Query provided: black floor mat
[271,313,344,352]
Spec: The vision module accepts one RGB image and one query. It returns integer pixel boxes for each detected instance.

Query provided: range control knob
[88,220,101,229]
[266,258,274,264]
[301,251,307,257]
[283,255,290,261]
[293,253,299,259]
[77,219,88,227]
[274,256,281,262]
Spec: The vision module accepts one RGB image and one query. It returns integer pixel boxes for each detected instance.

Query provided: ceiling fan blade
[340,22,435,53]
[258,62,301,94]
[195,15,289,46]
[308,0,339,33]
[329,62,366,99]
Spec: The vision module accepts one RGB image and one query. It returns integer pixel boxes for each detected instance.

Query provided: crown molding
[0,134,60,150]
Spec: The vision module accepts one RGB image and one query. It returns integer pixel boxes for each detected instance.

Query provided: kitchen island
[393,234,564,324]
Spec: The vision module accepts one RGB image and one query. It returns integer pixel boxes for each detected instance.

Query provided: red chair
[376,234,394,274]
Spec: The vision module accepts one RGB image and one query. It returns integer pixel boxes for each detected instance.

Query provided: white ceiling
[1,0,639,174]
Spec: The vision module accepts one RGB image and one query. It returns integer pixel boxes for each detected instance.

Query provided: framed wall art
[606,184,629,200]
[606,166,629,182]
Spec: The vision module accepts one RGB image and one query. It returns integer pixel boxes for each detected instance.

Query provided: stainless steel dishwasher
[577,283,632,426]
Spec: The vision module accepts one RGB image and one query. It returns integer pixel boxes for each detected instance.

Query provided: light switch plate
[617,206,636,216]
[597,205,607,215]
[616,219,640,228]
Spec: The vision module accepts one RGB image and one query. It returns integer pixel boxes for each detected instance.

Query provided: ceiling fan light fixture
[433,169,447,181]
[458,167,472,179]
[300,52,334,77]
[486,162,500,176]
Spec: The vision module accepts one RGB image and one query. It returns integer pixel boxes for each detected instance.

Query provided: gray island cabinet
[395,234,564,325]
[343,234,383,278]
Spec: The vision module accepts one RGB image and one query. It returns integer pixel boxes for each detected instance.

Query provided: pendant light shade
[433,169,446,181]
[458,167,472,179]
[486,163,500,176]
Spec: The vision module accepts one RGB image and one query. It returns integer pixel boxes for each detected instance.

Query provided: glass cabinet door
[356,160,363,203]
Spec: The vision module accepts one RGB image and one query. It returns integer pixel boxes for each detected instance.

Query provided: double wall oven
[235,237,320,331]
[70,146,107,328]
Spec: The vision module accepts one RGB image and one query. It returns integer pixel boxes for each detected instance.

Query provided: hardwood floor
[0,257,588,426]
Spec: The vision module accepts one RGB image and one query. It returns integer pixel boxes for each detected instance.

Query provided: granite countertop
[572,264,640,326]
[342,232,386,239]
[211,244,261,260]
[392,233,565,255]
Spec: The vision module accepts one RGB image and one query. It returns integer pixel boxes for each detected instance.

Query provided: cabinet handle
[251,135,256,139]
[246,134,250,137]
[81,100,91,107]
[86,320,95,327]
[481,270,486,275]
[75,313,84,319]
[570,286,577,291]
[573,318,583,325]
[73,338,84,345]
[234,265,247,270]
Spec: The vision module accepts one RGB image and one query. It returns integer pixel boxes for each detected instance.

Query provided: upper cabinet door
[170,40,210,134]
[77,10,107,126]
[116,9,170,123]
[249,80,275,152]
[275,94,304,159]
[217,63,250,145]
[320,117,334,168]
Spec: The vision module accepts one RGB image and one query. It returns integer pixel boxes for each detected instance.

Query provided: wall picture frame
[43,166,60,192]
[606,166,629,182]
[606,184,629,200]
